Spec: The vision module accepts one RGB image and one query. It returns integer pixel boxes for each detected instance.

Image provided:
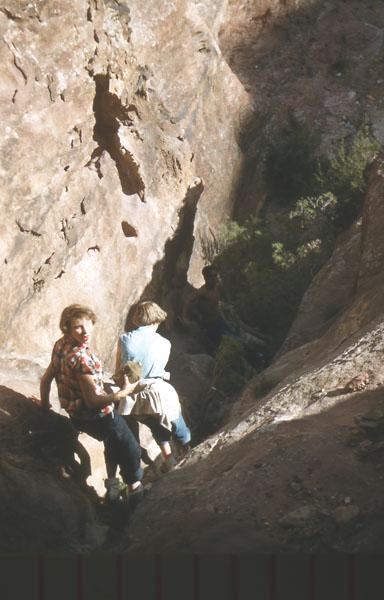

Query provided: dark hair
[202,265,218,280]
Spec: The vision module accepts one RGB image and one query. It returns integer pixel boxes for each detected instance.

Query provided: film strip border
[1,554,382,599]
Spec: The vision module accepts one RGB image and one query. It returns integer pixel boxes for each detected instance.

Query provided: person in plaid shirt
[39,304,146,503]
[51,334,105,418]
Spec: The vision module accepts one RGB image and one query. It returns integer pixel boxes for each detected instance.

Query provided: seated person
[184,265,266,368]
[183,265,237,347]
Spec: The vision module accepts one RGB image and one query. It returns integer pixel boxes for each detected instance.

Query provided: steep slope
[0,385,104,553]
[219,0,384,217]
[2,0,384,555]
[124,155,384,552]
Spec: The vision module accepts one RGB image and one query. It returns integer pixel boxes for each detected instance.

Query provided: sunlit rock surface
[125,155,384,552]
[0,0,247,368]
[2,0,384,554]
[0,0,248,545]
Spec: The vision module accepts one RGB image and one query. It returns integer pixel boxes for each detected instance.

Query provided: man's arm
[78,374,137,409]
[39,362,55,411]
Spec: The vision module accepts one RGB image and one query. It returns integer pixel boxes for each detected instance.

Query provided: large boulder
[0,385,105,553]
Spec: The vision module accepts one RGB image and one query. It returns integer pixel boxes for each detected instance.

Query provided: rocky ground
[3,339,384,554]
[0,385,104,553]
[2,0,384,556]
[125,383,384,553]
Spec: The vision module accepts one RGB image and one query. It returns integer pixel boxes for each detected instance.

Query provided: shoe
[129,482,152,509]
[160,453,178,473]
[104,477,126,502]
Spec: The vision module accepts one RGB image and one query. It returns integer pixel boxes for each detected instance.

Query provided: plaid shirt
[51,335,111,417]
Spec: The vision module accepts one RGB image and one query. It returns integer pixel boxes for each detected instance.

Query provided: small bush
[315,124,379,228]
[212,124,379,353]
[212,336,251,397]
[214,218,319,350]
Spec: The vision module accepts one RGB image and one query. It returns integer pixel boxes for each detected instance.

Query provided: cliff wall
[0,0,248,368]
[2,0,384,555]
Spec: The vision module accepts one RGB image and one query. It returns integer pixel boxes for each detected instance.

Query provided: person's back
[117,301,191,467]
[119,325,171,379]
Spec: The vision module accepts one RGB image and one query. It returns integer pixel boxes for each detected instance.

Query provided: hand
[119,375,137,397]
[112,368,123,387]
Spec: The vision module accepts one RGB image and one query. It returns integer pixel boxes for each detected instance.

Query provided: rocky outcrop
[126,386,384,553]
[0,0,247,370]
[278,222,361,355]
[0,385,104,553]
[124,154,384,553]
[231,153,384,428]
[220,0,384,217]
[0,0,249,548]
[279,152,384,357]
[2,0,384,555]
[0,0,253,552]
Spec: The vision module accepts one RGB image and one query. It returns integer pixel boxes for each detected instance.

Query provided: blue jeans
[71,412,143,485]
[172,415,191,446]
[139,414,191,447]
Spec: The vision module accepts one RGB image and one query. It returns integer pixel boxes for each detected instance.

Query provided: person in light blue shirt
[119,304,171,380]
[117,301,191,468]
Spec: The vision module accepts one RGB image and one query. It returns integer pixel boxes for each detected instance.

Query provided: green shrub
[289,191,338,223]
[212,124,379,353]
[212,336,252,397]
[214,218,319,350]
[315,124,379,227]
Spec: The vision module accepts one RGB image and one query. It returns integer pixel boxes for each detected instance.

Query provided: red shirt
[51,335,107,416]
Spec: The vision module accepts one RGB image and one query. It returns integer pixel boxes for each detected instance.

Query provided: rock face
[2,0,384,556]
[0,0,248,549]
[220,0,384,217]
[0,385,104,553]
[0,0,248,548]
[232,155,384,423]
[125,154,384,553]
[280,153,384,357]
[0,0,247,369]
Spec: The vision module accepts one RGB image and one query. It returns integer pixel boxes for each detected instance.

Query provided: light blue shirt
[119,326,171,379]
